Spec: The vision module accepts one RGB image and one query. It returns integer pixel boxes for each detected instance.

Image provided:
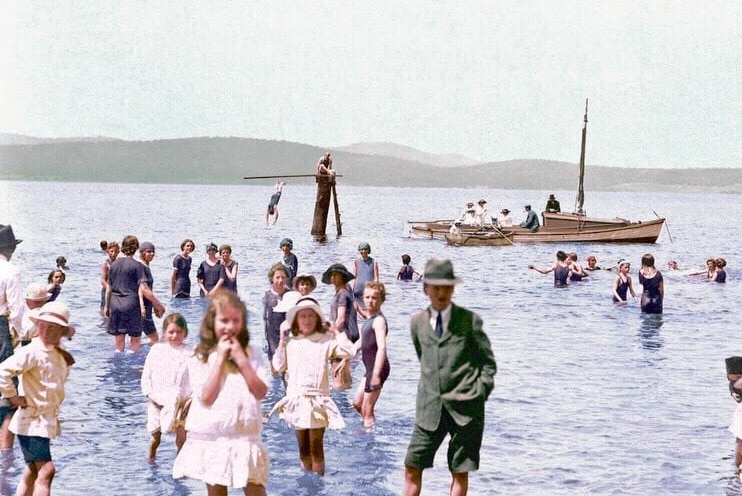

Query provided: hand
[154,303,165,318]
[229,338,248,365]
[216,335,233,358]
[9,396,27,408]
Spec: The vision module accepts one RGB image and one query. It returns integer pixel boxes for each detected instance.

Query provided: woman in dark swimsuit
[529,250,571,287]
[638,253,664,314]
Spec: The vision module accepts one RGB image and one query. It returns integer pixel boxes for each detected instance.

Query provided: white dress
[172,345,270,488]
[730,401,742,439]
[271,331,354,430]
[140,342,192,434]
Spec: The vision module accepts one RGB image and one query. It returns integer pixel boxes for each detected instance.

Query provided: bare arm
[369,316,388,388]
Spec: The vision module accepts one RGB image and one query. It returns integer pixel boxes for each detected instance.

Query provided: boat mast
[575,98,588,215]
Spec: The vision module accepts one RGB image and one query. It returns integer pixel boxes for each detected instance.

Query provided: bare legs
[296,428,326,475]
[404,466,470,496]
[352,379,382,428]
[114,334,141,353]
[16,460,55,496]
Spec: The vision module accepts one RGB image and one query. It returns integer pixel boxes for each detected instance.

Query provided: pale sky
[2,1,741,168]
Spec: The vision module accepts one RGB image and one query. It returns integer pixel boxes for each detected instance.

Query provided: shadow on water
[638,313,664,351]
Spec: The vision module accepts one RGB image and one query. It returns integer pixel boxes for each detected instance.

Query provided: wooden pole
[244,173,343,180]
[331,183,342,235]
[311,175,335,236]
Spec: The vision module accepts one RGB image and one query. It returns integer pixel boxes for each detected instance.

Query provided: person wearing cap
[612,260,637,304]
[196,243,225,297]
[293,273,317,296]
[18,283,51,347]
[0,300,75,495]
[473,199,490,228]
[497,208,513,228]
[218,244,239,294]
[403,259,497,496]
[270,295,354,476]
[352,242,379,311]
[0,224,23,449]
[280,238,298,289]
[519,204,540,232]
[727,356,742,472]
[266,181,286,225]
[545,194,561,213]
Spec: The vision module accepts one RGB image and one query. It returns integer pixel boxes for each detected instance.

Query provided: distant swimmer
[316,152,335,176]
[266,181,285,225]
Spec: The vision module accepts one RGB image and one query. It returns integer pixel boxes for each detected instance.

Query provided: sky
[1,1,741,168]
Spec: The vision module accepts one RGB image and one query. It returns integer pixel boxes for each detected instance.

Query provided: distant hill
[1,135,741,193]
[0,133,123,146]
[331,141,481,167]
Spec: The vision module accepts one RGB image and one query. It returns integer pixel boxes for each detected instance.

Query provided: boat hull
[445,231,514,247]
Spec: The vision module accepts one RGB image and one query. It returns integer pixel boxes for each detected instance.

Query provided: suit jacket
[410,303,497,430]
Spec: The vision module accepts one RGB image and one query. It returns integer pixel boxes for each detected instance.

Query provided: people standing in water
[352,282,390,429]
[567,253,588,282]
[397,254,422,281]
[0,300,76,496]
[141,313,192,462]
[323,263,359,343]
[293,273,317,296]
[266,181,286,226]
[352,242,379,313]
[270,296,354,476]
[55,256,69,271]
[172,290,269,495]
[171,239,194,298]
[612,260,637,304]
[713,258,727,283]
[105,235,165,353]
[137,242,165,345]
[262,263,289,366]
[46,269,65,302]
[638,253,664,314]
[219,244,239,293]
[280,238,298,289]
[688,258,717,278]
[196,243,224,297]
[100,241,120,314]
[403,259,497,496]
[585,255,602,271]
[727,356,742,473]
[528,251,571,287]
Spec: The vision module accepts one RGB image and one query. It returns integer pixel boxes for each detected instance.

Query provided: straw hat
[423,258,462,286]
[30,301,71,327]
[293,273,317,291]
[285,296,325,326]
[0,225,22,249]
[25,282,50,302]
[321,263,355,284]
[274,291,302,313]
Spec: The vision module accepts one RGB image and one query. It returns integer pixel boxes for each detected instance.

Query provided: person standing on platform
[403,259,497,496]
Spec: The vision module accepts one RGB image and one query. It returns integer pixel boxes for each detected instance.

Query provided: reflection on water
[0,181,741,494]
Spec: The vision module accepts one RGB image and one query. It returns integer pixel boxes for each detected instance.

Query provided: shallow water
[0,180,740,495]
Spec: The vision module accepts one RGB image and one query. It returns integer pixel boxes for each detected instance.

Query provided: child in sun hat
[270,296,354,476]
[0,300,75,496]
[292,273,317,296]
[17,283,51,347]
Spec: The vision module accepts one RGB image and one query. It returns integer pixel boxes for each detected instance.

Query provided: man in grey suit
[403,259,497,496]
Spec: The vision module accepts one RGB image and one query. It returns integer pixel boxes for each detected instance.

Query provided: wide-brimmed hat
[478,199,487,204]
[501,208,510,214]
[25,282,50,301]
[293,273,317,291]
[727,356,742,375]
[0,225,22,249]
[30,300,71,327]
[423,258,462,286]
[274,291,302,312]
[285,296,325,327]
[617,259,630,268]
[322,263,355,284]
[549,194,556,200]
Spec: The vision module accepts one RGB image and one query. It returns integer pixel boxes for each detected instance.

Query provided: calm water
[0,180,740,495]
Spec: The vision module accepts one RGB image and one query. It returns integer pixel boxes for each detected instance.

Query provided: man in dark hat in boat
[0,224,23,449]
[519,205,540,232]
[404,259,497,496]
[545,194,561,213]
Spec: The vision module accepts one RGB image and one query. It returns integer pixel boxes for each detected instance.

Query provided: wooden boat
[445,229,514,247]
[408,100,666,244]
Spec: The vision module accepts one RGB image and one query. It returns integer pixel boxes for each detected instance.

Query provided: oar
[492,225,515,245]
[651,209,674,243]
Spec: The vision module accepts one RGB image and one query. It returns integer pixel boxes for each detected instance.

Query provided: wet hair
[180,238,195,250]
[195,289,249,363]
[568,253,578,261]
[121,235,139,256]
[706,258,717,266]
[219,244,232,254]
[401,254,411,265]
[162,313,189,337]
[100,240,108,251]
[641,253,655,267]
[267,262,289,282]
[716,257,727,268]
[47,269,66,284]
[107,241,119,250]
[363,281,386,303]
[56,256,67,267]
[556,250,567,262]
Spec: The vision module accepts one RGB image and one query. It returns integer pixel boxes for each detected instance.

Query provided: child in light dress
[140,313,192,462]
[352,282,390,429]
[172,290,269,495]
[271,296,355,476]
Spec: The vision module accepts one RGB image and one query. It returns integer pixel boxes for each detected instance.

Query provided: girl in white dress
[172,290,269,496]
[271,296,354,476]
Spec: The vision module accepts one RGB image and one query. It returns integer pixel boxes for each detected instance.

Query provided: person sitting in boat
[460,202,477,225]
[545,194,561,213]
[474,199,490,227]
[498,208,513,228]
[519,205,540,232]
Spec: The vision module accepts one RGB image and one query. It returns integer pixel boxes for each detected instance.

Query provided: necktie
[435,312,443,338]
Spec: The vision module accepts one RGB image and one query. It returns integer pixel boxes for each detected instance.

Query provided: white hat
[25,282,50,301]
[274,291,302,313]
[285,296,325,327]
[30,301,71,327]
